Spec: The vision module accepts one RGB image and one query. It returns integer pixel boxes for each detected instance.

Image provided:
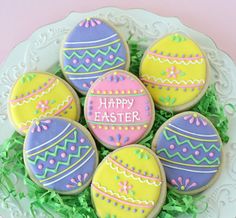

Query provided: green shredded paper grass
[0,38,229,218]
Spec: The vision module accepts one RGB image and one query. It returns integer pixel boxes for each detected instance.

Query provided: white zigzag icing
[105,160,161,187]
[11,79,59,107]
[18,96,73,127]
[93,182,155,205]
[147,55,204,65]
[141,75,205,85]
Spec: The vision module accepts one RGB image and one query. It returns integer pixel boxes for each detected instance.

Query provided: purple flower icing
[154,112,222,192]
[61,17,128,94]
[24,117,97,194]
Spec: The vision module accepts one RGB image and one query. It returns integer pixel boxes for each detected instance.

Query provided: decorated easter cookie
[140,33,209,112]
[91,145,166,218]
[84,70,155,150]
[8,72,80,135]
[23,117,98,194]
[152,112,222,194]
[60,17,130,94]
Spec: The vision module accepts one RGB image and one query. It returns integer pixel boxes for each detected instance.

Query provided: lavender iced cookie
[23,117,98,195]
[60,17,130,94]
[152,111,222,194]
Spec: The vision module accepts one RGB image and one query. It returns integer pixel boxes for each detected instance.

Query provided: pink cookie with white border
[84,70,155,150]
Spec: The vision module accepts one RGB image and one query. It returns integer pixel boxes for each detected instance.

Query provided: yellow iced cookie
[91,145,166,218]
[140,33,208,112]
[8,72,80,135]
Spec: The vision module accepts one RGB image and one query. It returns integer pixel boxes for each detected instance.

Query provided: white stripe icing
[163,163,217,174]
[69,75,99,80]
[26,123,72,153]
[65,33,117,45]
[168,123,217,138]
[141,75,205,85]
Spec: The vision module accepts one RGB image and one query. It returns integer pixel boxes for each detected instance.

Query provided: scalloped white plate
[0,7,236,218]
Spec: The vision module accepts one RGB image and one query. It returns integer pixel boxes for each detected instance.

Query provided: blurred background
[0,0,235,64]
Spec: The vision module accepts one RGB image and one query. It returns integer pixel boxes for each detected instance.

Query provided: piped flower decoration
[35,99,56,114]
[108,134,129,147]
[171,176,197,191]
[184,113,207,126]
[118,181,133,194]
[134,149,150,160]
[107,72,125,83]
[166,66,181,78]
[36,100,50,112]
[79,18,102,28]
[66,173,89,189]
[31,119,51,133]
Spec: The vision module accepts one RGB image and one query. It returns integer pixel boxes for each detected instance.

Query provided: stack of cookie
[7,17,223,218]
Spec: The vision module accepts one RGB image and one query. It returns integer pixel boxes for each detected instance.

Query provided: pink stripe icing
[54,97,73,115]
[10,78,57,103]
[147,51,205,61]
[92,183,153,208]
[108,157,161,182]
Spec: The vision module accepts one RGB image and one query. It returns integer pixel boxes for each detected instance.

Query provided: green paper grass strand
[0,38,229,218]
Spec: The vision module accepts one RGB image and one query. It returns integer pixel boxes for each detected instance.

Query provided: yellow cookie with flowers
[91,145,166,218]
[8,72,80,135]
[140,33,209,112]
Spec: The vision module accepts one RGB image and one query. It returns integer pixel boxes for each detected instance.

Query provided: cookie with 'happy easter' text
[84,70,155,150]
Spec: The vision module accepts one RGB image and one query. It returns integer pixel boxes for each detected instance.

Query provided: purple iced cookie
[152,112,222,194]
[23,117,98,195]
[60,17,130,94]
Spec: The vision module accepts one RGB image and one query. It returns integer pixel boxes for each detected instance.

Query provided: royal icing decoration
[61,17,129,94]
[24,117,98,194]
[84,70,154,149]
[8,72,80,134]
[152,112,222,193]
[140,33,208,110]
[91,145,166,217]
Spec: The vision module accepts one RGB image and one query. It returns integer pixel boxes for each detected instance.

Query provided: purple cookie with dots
[152,111,222,194]
[60,17,130,94]
[23,117,98,194]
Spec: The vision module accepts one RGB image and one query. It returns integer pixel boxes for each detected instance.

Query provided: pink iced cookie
[84,70,155,149]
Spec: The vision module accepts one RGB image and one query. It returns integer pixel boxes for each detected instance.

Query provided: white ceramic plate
[0,7,236,218]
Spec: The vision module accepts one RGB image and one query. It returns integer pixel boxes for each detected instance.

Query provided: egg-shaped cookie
[91,145,166,218]
[140,33,208,112]
[60,17,130,94]
[23,117,98,195]
[152,112,222,194]
[84,70,155,150]
[8,72,80,135]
